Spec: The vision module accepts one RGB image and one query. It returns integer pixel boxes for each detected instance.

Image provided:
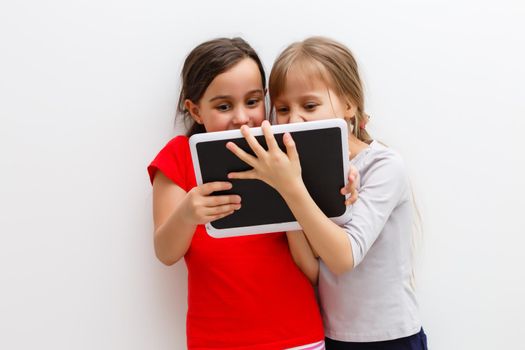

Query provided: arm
[286,165,359,280]
[281,182,354,275]
[286,230,319,284]
[226,121,354,275]
[152,171,241,266]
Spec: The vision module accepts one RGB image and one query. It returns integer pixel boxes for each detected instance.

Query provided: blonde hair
[269,36,372,143]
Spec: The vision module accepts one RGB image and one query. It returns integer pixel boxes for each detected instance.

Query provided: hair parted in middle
[269,36,371,143]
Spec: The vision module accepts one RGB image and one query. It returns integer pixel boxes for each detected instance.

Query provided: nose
[233,108,250,126]
[289,112,305,124]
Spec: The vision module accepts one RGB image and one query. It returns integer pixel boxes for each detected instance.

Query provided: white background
[1,0,524,349]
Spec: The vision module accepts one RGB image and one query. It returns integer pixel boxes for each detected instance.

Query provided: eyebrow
[274,93,323,104]
[208,89,264,103]
[300,93,324,99]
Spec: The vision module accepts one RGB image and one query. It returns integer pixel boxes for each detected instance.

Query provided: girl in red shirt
[148,37,357,349]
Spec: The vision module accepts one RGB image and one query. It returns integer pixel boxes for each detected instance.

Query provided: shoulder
[147,135,191,186]
[361,141,406,174]
[373,141,406,170]
[357,141,409,192]
[156,135,191,160]
[165,135,190,151]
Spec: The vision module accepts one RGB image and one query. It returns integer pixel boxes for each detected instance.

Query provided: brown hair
[177,37,266,136]
[269,36,371,143]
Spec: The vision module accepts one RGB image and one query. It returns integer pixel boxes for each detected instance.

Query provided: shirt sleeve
[344,151,409,267]
[147,136,190,191]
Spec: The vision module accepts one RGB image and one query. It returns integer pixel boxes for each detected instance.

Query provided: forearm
[154,207,196,266]
[226,124,354,274]
[282,181,354,275]
[286,230,319,284]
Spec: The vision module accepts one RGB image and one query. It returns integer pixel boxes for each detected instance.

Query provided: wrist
[280,178,308,202]
[178,197,199,226]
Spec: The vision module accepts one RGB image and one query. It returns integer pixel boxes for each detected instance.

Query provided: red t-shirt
[148,136,324,350]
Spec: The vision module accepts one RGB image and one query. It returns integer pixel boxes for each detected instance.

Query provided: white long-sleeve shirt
[319,140,422,342]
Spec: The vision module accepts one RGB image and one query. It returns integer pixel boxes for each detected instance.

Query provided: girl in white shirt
[226,36,428,350]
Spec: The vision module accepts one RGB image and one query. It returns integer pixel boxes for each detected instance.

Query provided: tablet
[189,118,351,238]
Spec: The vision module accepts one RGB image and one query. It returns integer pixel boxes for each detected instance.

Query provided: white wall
[1,0,524,349]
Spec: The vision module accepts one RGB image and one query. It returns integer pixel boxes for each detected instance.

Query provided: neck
[348,134,370,160]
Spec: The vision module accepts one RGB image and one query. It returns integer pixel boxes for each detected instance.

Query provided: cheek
[276,115,289,125]
[252,105,266,124]
[331,103,348,119]
[205,112,231,132]
[311,106,339,120]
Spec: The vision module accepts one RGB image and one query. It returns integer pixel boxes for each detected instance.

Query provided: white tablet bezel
[189,118,351,238]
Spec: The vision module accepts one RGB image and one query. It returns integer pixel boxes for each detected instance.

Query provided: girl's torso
[319,140,421,342]
[149,136,324,349]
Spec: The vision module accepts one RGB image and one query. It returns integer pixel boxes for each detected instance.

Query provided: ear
[184,99,203,124]
[344,103,356,121]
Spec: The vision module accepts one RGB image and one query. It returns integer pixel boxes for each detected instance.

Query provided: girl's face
[185,58,266,132]
[273,68,353,125]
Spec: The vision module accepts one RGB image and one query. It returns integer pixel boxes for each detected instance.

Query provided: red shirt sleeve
[147,136,191,191]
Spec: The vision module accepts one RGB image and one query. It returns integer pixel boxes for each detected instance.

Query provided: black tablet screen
[195,127,346,230]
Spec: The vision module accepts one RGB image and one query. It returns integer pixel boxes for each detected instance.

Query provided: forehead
[276,59,334,98]
[205,58,263,96]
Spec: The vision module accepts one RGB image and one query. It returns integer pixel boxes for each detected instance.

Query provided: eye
[216,103,231,112]
[276,106,289,114]
[304,102,318,111]
[246,98,261,107]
